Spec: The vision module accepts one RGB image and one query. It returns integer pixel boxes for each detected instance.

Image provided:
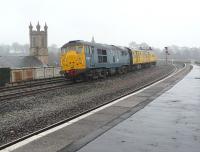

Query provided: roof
[0,56,44,68]
[61,40,130,51]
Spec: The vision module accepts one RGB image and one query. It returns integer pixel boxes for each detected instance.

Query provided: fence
[10,67,61,83]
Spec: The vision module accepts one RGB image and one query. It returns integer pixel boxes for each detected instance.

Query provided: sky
[0,0,200,49]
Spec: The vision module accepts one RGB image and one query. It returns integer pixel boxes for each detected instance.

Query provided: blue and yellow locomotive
[60,40,156,81]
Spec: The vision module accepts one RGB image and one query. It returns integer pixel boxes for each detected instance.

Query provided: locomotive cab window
[77,46,83,53]
[61,45,83,54]
[61,48,67,54]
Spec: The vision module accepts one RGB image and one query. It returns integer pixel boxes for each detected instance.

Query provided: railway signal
[164,47,170,64]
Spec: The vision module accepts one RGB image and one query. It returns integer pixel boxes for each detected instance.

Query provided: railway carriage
[60,40,156,81]
[131,50,156,69]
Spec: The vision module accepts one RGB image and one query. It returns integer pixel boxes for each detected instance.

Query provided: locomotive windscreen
[61,45,83,54]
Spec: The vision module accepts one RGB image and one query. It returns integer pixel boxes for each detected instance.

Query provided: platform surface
[77,65,200,152]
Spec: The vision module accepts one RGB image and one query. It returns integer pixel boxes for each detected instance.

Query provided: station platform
[5,64,199,152]
[76,65,200,152]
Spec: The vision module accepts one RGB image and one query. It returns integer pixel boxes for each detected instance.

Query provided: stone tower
[29,22,48,65]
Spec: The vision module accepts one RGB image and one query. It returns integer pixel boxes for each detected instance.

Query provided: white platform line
[2,64,185,152]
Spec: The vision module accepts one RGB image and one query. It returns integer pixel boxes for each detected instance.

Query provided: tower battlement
[29,22,48,65]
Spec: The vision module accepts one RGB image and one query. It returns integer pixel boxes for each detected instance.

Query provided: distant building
[0,22,48,68]
[0,56,43,68]
[29,22,48,65]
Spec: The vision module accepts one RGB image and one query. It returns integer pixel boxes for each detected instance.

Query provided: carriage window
[97,49,101,55]
[113,56,115,63]
[121,51,127,56]
[103,56,107,62]
[97,49,107,63]
[97,49,107,55]
[102,50,107,55]
[98,56,103,63]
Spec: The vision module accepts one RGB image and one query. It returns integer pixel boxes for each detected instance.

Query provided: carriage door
[90,46,95,67]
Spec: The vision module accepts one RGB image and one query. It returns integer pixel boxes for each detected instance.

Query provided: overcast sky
[0,0,199,48]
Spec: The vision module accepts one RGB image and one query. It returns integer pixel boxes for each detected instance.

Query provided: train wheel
[71,77,76,83]
[92,71,99,80]
[101,70,107,79]
[64,73,68,79]
[117,67,123,74]
[83,75,89,81]
[124,67,128,74]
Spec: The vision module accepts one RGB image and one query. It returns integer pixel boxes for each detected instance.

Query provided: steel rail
[0,77,65,92]
[0,81,72,101]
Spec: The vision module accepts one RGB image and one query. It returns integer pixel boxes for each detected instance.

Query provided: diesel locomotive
[60,40,156,81]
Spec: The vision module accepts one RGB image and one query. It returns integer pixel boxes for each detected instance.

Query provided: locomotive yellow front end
[60,44,86,79]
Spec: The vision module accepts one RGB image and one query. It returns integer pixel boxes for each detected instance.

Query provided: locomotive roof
[61,40,130,51]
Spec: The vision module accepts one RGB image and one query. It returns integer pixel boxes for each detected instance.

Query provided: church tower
[29,22,48,65]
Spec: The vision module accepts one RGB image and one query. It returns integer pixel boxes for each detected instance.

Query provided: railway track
[0,78,71,101]
[0,82,72,101]
[0,63,191,151]
[0,77,65,92]
[0,65,170,101]
[0,63,185,102]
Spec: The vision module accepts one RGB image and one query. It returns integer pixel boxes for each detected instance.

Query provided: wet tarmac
[77,65,200,152]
